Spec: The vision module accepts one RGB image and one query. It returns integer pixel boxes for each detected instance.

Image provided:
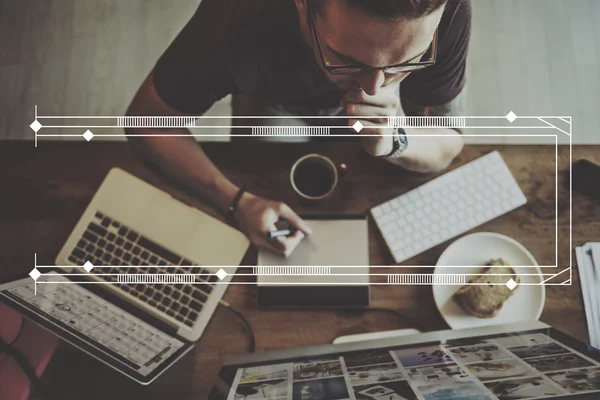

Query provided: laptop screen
[209,327,600,400]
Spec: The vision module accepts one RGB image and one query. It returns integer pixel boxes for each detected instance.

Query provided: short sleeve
[400,0,471,106]
[152,0,241,114]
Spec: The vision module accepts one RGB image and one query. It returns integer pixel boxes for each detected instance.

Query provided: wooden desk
[1,141,598,399]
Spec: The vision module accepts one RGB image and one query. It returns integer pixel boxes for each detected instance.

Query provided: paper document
[576,243,600,349]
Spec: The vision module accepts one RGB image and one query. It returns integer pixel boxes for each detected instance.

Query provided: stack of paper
[575,243,600,349]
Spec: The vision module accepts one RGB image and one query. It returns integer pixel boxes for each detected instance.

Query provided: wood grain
[0,141,598,400]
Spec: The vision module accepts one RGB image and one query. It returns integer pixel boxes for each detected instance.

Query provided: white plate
[433,232,545,330]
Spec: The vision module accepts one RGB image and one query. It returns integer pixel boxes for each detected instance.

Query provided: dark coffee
[293,158,336,197]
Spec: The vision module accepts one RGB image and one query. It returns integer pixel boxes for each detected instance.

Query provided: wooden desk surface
[1,141,598,399]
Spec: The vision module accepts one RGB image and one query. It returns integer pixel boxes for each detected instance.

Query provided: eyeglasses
[306,1,438,75]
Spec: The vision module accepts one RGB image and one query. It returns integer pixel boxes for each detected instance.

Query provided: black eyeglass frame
[306,0,439,75]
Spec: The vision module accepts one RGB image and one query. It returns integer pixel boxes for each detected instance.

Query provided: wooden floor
[1,0,598,144]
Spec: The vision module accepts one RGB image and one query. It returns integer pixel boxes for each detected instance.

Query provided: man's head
[295,0,446,94]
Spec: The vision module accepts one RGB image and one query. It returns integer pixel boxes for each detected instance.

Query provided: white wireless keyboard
[370,151,527,263]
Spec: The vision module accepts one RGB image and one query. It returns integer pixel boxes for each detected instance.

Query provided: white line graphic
[26,111,572,289]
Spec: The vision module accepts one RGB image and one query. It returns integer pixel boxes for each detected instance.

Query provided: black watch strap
[225,186,247,224]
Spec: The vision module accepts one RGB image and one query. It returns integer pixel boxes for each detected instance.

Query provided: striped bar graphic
[253,266,331,275]
[387,274,466,284]
[116,117,197,128]
[116,274,195,283]
[251,126,330,136]
[387,116,466,128]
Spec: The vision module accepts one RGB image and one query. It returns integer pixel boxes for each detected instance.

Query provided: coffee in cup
[290,154,338,201]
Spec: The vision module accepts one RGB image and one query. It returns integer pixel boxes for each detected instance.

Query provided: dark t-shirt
[153,0,471,115]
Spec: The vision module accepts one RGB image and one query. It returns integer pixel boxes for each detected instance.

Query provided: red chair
[0,303,59,400]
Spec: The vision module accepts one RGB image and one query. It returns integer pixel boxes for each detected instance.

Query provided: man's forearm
[385,127,463,173]
[127,132,239,214]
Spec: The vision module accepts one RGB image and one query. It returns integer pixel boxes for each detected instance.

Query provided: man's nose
[355,69,385,95]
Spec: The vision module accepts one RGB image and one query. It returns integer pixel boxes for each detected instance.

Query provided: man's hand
[341,85,400,157]
[234,192,312,257]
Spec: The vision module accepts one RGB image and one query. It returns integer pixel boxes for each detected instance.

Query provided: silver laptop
[0,168,249,383]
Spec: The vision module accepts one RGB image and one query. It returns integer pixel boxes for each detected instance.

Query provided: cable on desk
[219,300,256,353]
[361,307,429,333]
[0,335,54,400]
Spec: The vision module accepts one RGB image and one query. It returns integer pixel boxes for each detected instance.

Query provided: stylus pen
[266,228,297,239]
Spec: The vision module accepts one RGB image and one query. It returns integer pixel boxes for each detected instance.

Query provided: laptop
[208,321,600,400]
[0,168,250,384]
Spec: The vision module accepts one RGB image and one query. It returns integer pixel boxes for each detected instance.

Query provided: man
[126,0,471,257]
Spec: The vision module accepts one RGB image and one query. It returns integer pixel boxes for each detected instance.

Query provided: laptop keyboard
[67,211,219,328]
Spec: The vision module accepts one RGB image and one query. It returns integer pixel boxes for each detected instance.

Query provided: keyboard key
[137,236,181,265]
[208,275,218,283]
[171,302,180,312]
[98,239,107,248]
[139,295,148,302]
[83,232,98,243]
[181,295,189,305]
[107,233,116,242]
[72,248,86,259]
[95,212,104,219]
[185,320,194,327]
[192,291,208,302]
[181,259,193,266]
[118,227,128,236]
[132,257,140,266]
[127,231,139,242]
[106,244,115,253]
[111,221,120,228]
[141,251,149,260]
[123,253,132,262]
[88,223,107,237]
[115,248,123,257]
[163,286,172,295]
[158,305,166,312]
[198,284,213,294]
[68,255,79,264]
[167,310,175,318]
[172,291,180,300]
[190,300,202,312]
[145,288,154,298]
[85,243,95,253]
[149,300,157,308]
[132,246,141,256]
[149,256,158,264]
[175,315,184,322]
[115,237,124,246]
[101,218,111,228]
[153,292,162,302]
[183,286,192,295]
[149,267,157,274]
[191,267,201,274]
[189,312,198,321]
[162,297,172,307]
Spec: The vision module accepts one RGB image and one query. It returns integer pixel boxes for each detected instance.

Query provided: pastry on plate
[452,258,520,318]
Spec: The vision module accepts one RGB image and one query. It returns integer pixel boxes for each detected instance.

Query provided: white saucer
[433,232,545,330]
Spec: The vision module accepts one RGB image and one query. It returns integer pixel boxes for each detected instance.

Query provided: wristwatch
[378,127,408,158]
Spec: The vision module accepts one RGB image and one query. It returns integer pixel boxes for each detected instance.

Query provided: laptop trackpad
[136,194,196,252]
